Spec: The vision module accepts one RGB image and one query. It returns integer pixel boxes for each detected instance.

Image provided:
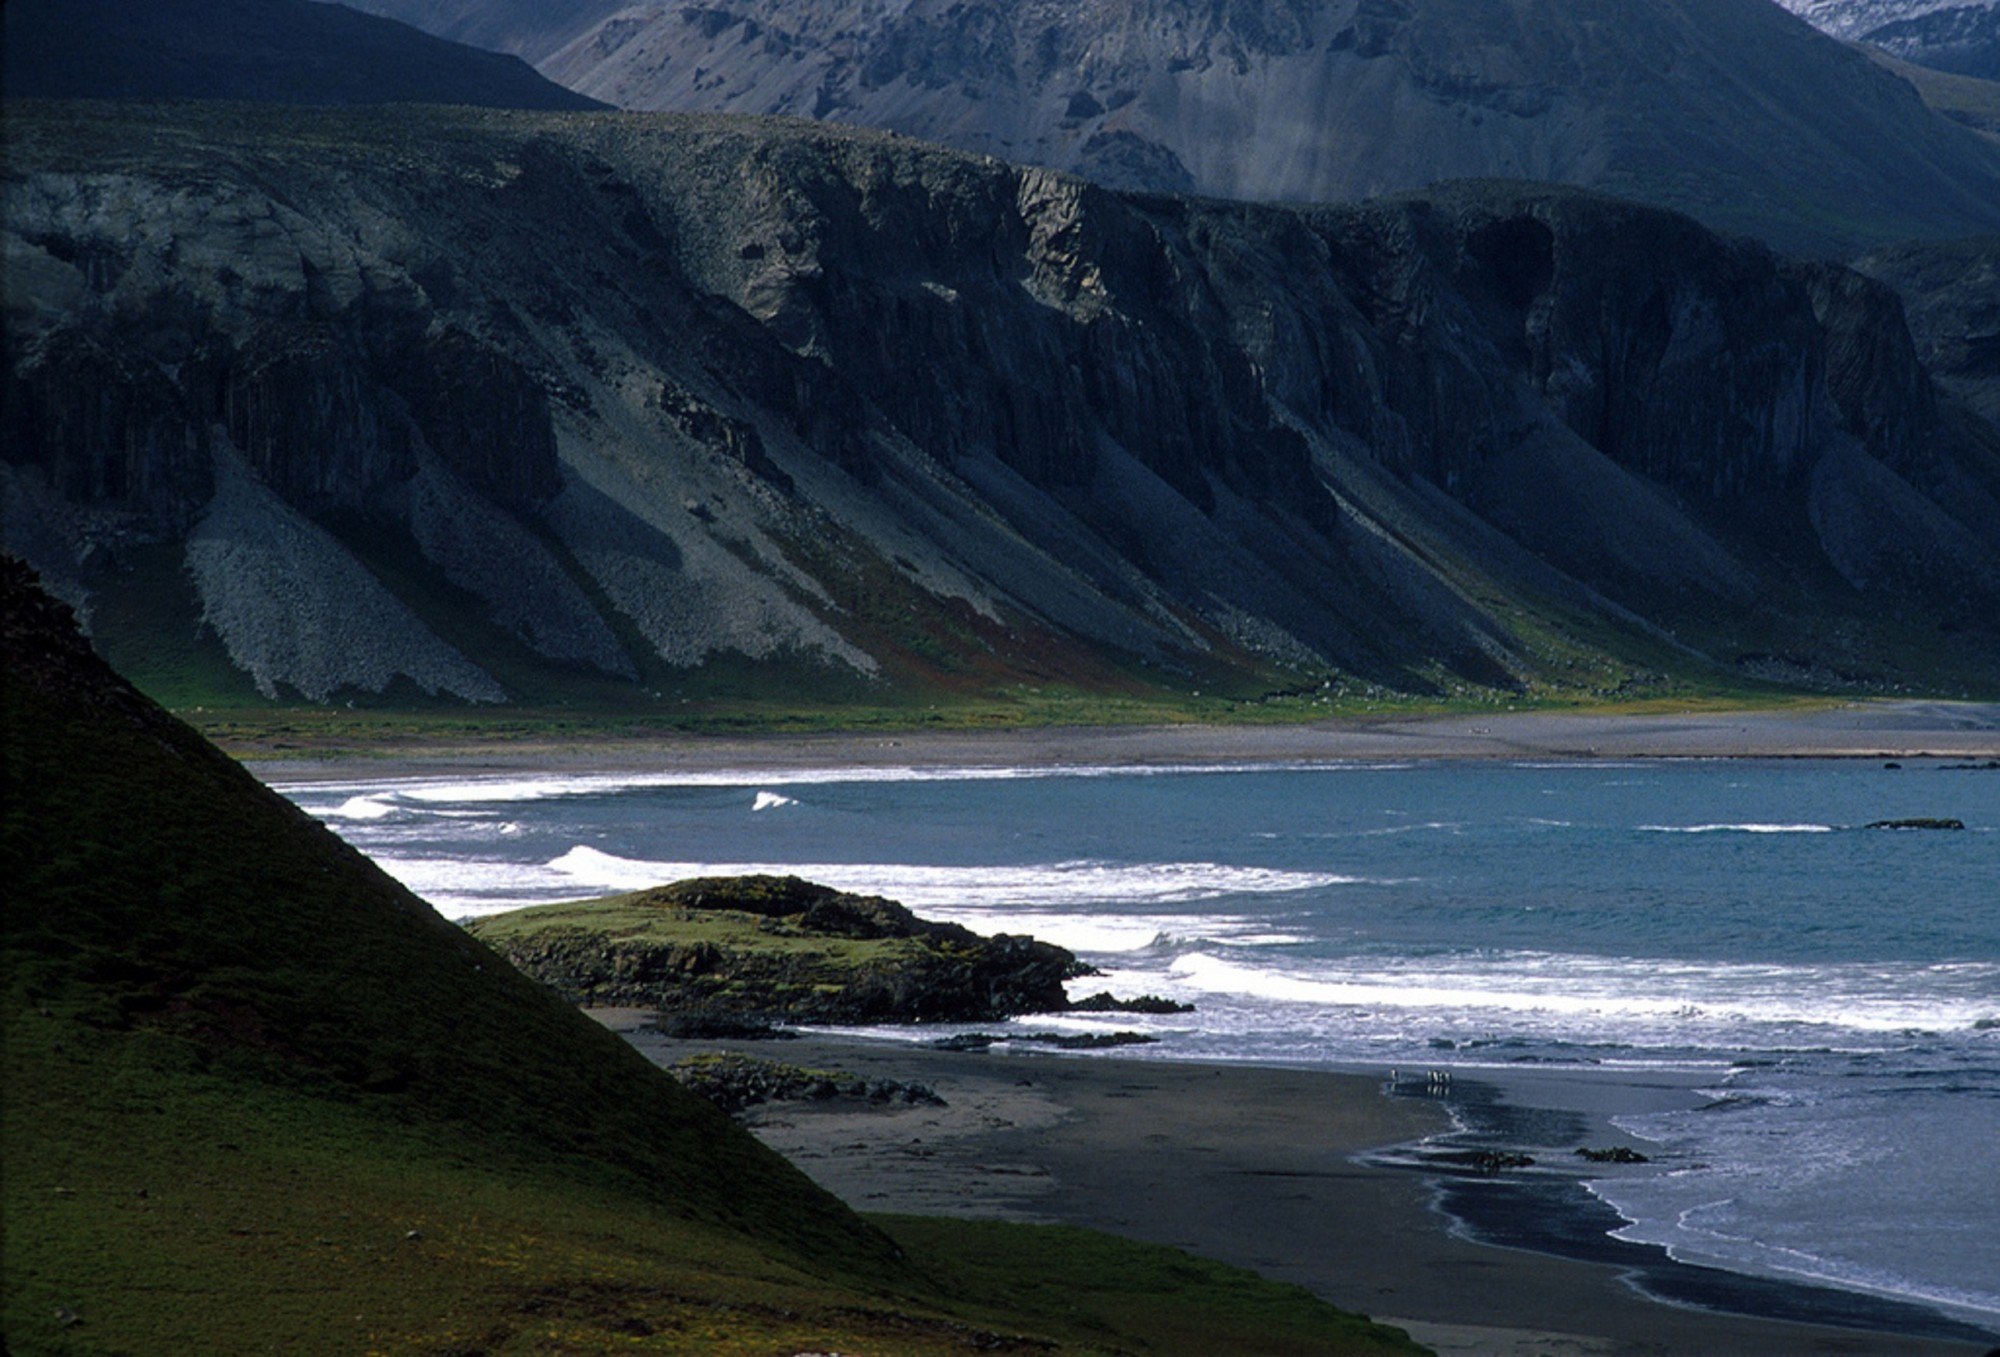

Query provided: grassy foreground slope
[0,557,1425,1356]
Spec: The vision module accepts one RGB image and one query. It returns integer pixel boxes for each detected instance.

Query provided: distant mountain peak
[331,0,2000,253]
[1775,0,2000,79]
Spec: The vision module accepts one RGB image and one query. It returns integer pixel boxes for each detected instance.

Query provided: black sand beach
[595,1015,1993,1356]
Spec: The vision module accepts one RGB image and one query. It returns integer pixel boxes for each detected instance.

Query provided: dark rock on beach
[1427,1149,1538,1175]
[931,1030,1158,1052]
[667,1052,945,1117]
[653,1011,798,1041]
[1863,817,1966,830]
[1576,1146,1652,1164]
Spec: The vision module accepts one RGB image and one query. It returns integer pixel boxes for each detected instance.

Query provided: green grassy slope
[0,558,1427,1355]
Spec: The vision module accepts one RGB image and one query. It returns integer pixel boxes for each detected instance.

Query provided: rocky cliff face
[339,0,2000,255]
[5,103,1995,709]
[1859,237,2000,430]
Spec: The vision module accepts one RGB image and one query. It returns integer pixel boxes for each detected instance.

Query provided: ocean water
[276,757,2000,1336]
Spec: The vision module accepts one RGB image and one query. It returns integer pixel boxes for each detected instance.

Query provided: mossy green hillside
[884,1218,1430,1357]
[2,564,1427,1354]
[6,1005,1427,1354]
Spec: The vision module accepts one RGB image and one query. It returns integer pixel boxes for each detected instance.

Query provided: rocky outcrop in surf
[466,875,1093,1023]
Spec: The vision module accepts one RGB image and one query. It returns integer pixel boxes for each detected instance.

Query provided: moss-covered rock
[468,875,1090,1023]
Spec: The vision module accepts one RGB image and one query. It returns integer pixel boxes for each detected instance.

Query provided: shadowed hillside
[1,0,603,109]
[0,555,1432,1354]
[0,552,907,1347]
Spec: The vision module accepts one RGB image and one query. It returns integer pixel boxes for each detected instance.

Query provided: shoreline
[248,700,2000,783]
[594,1014,1996,1356]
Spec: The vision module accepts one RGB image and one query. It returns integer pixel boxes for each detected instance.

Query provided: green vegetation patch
[882,1217,1432,1356]
[466,875,1082,1023]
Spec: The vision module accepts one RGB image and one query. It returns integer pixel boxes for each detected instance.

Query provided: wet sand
[248,700,2000,785]
[595,1014,1994,1357]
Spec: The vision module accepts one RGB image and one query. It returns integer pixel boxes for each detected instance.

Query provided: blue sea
[276,757,2000,1337]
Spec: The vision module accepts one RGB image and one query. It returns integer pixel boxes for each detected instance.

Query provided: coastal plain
[250,699,2000,782]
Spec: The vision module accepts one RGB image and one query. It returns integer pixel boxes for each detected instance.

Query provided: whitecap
[1161,952,2000,1035]
[321,794,399,821]
[542,845,1354,911]
[752,791,798,811]
[1638,823,1835,834]
[270,757,1420,809]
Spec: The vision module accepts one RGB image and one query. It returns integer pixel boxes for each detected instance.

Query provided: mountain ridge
[1,0,605,109]
[5,103,1997,719]
[326,0,2000,255]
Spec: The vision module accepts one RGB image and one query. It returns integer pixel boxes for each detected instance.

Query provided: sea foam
[1638,822,1835,834]
[542,844,1352,906]
[273,758,1403,808]
[1162,951,2000,1036]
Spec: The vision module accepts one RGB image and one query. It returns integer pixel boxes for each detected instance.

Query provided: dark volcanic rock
[667,1052,945,1116]
[471,875,1091,1024]
[1576,1145,1651,1164]
[7,104,1998,709]
[1862,817,1966,830]
[1859,237,2000,430]
[6,329,212,536]
[930,1030,1159,1051]
[1067,991,1193,1015]
[1426,1148,1537,1174]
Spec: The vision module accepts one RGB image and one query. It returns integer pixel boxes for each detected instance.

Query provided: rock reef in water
[1576,1145,1652,1164]
[467,874,1093,1024]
